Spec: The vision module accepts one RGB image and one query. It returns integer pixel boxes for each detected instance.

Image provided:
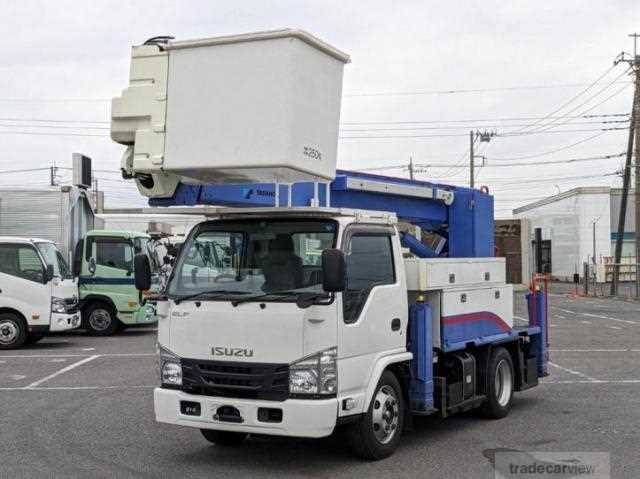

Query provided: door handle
[391,318,401,331]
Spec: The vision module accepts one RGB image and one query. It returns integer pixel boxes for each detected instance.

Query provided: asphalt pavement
[1,288,639,478]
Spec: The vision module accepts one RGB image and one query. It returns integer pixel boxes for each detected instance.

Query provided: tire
[346,370,405,460]
[0,313,27,350]
[25,333,45,345]
[200,429,248,446]
[83,301,120,336]
[481,347,515,419]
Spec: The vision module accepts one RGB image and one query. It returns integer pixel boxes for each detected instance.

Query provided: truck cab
[75,230,158,335]
[0,237,80,349]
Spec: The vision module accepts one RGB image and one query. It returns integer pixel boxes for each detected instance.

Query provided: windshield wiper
[231,290,330,307]
[230,290,301,306]
[173,290,251,304]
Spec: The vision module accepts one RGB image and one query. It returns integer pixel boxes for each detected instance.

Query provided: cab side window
[0,244,45,283]
[343,234,395,324]
[87,237,133,271]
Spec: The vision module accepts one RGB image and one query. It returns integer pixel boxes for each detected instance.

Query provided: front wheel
[83,302,120,336]
[200,429,248,446]
[481,347,515,419]
[0,313,27,350]
[346,370,405,460]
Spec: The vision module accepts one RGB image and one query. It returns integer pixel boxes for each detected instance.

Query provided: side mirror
[45,264,55,283]
[88,257,97,275]
[134,253,152,291]
[322,249,346,292]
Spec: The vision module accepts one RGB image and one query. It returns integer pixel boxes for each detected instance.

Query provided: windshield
[36,242,72,279]
[167,219,337,300]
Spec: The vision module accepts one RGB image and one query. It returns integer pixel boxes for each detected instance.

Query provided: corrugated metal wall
[0,187,95,263]
[0,188,65,245]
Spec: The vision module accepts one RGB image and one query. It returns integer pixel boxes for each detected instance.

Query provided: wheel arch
[363,352,413,411]
[0,307,28,324]
[475,340,522,395]
[81,294,117,314]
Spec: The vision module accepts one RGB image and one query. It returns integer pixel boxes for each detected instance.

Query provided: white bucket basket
[112,29,350,198]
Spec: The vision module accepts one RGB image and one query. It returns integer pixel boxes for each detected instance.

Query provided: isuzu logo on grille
[212,347,254,358]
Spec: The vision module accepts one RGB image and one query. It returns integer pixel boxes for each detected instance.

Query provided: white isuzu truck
[113,29,549,459]
[0,237,80,349]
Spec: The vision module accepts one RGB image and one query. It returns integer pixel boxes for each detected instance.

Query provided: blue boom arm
[149,169,495,258]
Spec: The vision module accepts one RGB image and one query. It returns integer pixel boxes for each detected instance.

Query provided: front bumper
[154,387,338,438]
[49,312,81,332]
[118,304,157,325]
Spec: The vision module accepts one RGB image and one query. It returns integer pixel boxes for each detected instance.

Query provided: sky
[0,0,638,216]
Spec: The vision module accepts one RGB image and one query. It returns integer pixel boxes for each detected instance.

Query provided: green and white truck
[73,230,158,335]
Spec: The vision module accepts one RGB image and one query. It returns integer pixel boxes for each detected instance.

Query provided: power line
[340,112,628,126]
[343,79,630,97]
[0,97,111,103]
[0,80,631,103]
[511,63,622,133]
[0,167,51,175]
[339,119,628,133]
[0,123,109,130]
[340,126,627,140]
[0,130,107,137]
[521,69,633,134]
[483,171,619,187]
[477,152,624,168]
[0,117,109,124]
[485,131,607,160]
[0,112,627,130]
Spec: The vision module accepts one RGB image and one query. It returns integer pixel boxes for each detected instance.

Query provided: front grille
[64,298,79,314]
[180,358,289,401]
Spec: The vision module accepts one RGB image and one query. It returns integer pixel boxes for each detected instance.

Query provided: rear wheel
[481,347,514,419]
[84,302,120,336]
[346,370,405,460]
[200,429,248,446]
[0,313,27,350]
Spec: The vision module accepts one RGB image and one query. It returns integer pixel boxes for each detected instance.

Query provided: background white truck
[0,237,80,349]
[113,30,549,459]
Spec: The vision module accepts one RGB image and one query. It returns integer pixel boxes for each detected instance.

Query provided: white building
[513,187,635,281]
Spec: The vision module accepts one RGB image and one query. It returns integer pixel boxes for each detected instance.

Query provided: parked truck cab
[0,237,80,349]
[75,230,157,335]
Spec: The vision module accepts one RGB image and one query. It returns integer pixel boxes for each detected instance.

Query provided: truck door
[0,243,51,327]
[338,225,408,409]
[82,236,135,314]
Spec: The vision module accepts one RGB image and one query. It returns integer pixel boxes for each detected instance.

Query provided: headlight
[289,347,337,396]
[51,297,66,314]
[159,345,182,387]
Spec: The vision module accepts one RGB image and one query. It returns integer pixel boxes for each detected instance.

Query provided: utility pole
[593,220,597,266]
[408,156,415,180]
[49,164,58,186]
[611,37,640,296]
[469,130,495,189]
[632,33,640,298]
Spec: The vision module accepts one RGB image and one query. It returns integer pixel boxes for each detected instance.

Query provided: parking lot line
[551,348,640,352]
[545,380,640,384]
[0,353,155,359]
[25,355,100,389]
[548,361,598,382]
[554,307,637,324]
[0,385,156,391]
